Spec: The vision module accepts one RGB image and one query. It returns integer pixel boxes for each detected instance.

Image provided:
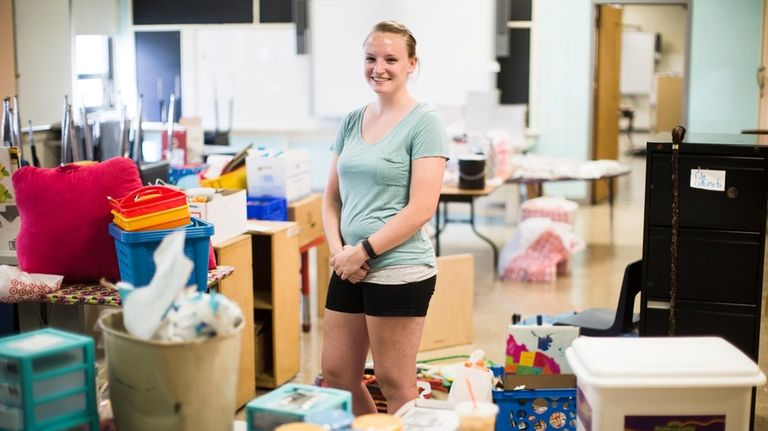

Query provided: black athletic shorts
[325,273,436,317]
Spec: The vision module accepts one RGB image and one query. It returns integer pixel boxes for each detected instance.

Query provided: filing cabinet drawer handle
[647,300,671,310]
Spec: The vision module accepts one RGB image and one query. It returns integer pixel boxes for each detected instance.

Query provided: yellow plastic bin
[111,204,191,231]
[98,311,243,431]
[200,166,247,190]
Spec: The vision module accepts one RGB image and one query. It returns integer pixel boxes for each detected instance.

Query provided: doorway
[590,1,691,203]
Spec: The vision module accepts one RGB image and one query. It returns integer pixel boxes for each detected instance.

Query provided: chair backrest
[614,259,643,333]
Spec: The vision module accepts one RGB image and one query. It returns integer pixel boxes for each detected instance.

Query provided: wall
[530,0,593,199]
[688,0,762,133]
[308,0,496,119]
[623,4,687,70]
[14,0,72,126]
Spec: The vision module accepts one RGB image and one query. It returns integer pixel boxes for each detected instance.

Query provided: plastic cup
[455,401,499,431]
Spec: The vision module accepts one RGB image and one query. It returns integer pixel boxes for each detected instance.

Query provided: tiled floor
[289,139,768,428]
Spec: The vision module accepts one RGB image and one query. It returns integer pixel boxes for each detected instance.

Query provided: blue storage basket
[246,196,287,221]
[109,217,214,291]
[493,388,577,431]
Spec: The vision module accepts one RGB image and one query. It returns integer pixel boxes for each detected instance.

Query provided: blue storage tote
[0,328,98,431]
[246,196,287,221]
[492,388,576,431]
[246,384,352,431]
[109,217,214,291]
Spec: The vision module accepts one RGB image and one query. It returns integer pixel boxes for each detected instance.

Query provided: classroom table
[435,178,506,270]
[28,266,234,306]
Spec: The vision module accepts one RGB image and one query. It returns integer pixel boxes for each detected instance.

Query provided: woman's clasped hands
[330,244,370,283]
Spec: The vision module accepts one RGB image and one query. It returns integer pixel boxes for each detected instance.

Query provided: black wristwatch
[361,238,379,259]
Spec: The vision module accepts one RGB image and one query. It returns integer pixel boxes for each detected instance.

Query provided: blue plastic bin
[109,217,214,291]
[246,196,287,221]
[493,388,577,431]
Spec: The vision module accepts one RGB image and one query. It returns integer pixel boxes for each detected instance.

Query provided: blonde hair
[365,20,417,59]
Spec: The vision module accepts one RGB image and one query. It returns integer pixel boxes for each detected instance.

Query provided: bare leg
[366,315,426,414]
[321,310,377,415]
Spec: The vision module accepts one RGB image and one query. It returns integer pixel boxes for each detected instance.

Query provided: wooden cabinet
[641,133,768,360]
[247,221,301,388]
[213,234,256,408]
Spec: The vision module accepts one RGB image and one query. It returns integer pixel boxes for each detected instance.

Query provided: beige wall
[623,4,687,74]
[623,4,687,54]
[0,0,15,100]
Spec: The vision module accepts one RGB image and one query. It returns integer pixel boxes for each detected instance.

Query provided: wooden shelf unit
[247,221,301,388]
[213,234,256,408]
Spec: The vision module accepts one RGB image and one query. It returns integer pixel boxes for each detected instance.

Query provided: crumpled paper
[120,230,242,341]
[0,265,63,303]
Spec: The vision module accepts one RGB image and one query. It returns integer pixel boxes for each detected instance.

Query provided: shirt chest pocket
[376,157,409,187]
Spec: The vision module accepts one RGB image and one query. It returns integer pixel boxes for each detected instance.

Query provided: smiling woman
[320,21,449,416]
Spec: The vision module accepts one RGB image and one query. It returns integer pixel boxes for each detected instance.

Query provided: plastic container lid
[352,413,403,431]
[306,409,355,429]
[454,400,499,418]
[565,337,767,389]
[274,424,326,431]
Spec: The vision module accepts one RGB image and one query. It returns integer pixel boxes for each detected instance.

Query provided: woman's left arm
[331,156,445,279]
[367,156,446,253]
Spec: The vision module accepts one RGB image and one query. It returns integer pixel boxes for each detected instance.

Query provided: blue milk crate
[109,217,214,291]
[493,388,577,431]
[246,196,287,221]
[246,384,352,431]
[0,329,98,431]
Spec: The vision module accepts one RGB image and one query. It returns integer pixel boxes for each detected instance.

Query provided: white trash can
[565,337,765,431]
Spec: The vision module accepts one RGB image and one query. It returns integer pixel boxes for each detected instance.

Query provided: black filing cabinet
[641,133,768,361]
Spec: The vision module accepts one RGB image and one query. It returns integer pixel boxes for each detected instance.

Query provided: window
[74,35,113,112]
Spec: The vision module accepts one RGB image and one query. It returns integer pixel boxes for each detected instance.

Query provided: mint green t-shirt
[330,103,449,270]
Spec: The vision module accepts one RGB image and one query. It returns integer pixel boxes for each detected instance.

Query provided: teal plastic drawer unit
[0,329,98,431]
[246,384,352,431]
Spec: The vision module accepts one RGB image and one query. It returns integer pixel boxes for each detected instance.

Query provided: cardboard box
[287,193,323,248]
[0,147,20,259]
[419,254,474,351]
[245,150,311,203]
[189,189,247,246]
[502,373,576,390]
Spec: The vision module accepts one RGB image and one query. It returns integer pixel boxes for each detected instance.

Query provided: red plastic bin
[109,185,188,219]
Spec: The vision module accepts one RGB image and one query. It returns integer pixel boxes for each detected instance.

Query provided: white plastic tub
[565,337,766,431]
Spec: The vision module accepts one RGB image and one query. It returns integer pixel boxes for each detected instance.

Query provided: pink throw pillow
[12,157,143,282]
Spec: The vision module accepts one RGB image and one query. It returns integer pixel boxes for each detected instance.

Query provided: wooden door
[758,0,768,129]
[592,5,623,203]
[0,0,15,100]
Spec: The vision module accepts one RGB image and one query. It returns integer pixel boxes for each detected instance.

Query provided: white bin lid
[565,337,766,389]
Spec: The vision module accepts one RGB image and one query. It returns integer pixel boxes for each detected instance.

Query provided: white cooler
[565,337,765,431]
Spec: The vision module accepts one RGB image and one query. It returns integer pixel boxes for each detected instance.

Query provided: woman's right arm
[322,153,344,257]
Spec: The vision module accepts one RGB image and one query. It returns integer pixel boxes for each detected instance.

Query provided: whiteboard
[308,0,495,119]
[620,31,656,95]
[182,26,322,131]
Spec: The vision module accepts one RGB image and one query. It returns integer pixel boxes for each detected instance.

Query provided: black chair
[554,260,642,336]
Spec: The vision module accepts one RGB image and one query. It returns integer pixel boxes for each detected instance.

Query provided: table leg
[301,251,310,333]
[608,177,615,232]
[435,202,442,256]
[469,199,499,271]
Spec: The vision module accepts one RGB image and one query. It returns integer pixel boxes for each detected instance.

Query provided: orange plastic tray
[111,204,191,232]
[109,185,188,219]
